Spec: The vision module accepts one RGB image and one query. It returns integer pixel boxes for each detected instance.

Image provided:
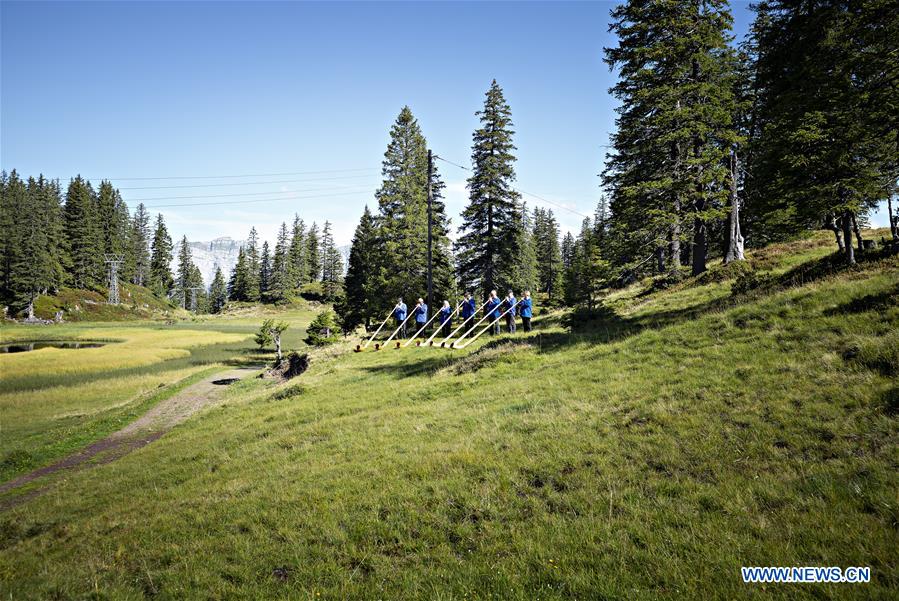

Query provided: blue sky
[1,1,888,247]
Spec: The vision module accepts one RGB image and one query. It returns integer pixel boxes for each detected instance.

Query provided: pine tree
[128,203,152,286]
[268,222,293,302]
[511,202,538,293]
[604,0,739,276]
[244,227,261,301]
[175,236,194,308]
[228,246,248,301]
[96,180,130,262]
[187,263,208,312]
[64,176,103,288]
[259,241,272,300]
[149,213,174,296]
[337,206,378,332]
[0,171,26,304]
[372,106,455,309]
[455,81,523,296]
[209,266,228,313]
[534,207,563,300]
[319,221,344,301]
[306,222,321,282]
[288,215,306,287]
[561,232,575,272]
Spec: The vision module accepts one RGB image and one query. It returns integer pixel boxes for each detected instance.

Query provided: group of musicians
[391,290,533,339]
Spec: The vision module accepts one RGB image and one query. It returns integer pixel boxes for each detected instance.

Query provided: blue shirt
[413,303,428,323]
[460,298,476,318]
[519,297,532,318]
[438,306,453,323]
[487,298,501,318]
[503,296,517,316]
[394,303,407,320]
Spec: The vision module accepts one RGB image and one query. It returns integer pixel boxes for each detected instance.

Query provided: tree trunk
[724,148,744,263]
[692,216,707,276]
[842,210,856,265]
[827,214,845,252]
[655,245,665,273]
[888,193,898,241]
[851,214,864,252]
[274,332,282,362]
[669,135,682,273]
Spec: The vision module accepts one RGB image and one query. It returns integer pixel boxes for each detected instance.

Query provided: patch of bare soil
[0,366,259,511]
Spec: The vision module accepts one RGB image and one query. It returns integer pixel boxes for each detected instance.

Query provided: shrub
[731,270,776,296]
[305,310,341,346]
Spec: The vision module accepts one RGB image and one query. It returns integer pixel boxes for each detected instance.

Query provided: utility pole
[104,254,124,305]
[427,149,433,312]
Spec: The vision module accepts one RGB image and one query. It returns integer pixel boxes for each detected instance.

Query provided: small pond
[0,341,108,353]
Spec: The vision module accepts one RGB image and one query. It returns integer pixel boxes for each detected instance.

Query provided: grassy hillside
[28,283,182,322]
[2,232,897,599]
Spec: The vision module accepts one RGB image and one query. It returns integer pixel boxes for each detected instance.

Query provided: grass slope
[2,233,897,599]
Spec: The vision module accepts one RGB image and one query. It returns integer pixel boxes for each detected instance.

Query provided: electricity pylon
[104,254,124,305]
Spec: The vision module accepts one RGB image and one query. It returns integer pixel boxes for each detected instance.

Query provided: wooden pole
[427,149,433,312]
[363,310,394,349]
[455,300,520,349]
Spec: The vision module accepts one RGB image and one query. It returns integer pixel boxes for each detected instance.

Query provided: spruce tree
[175,236,194,308]
[149,213,174,296]
[209,266,228,313]
[455,81,523,296]
[97,180,130,261]
[288,215,307,287]
[604,0,739,276]
[511,202,538,293]
[268,222,293,302]
[337,206,378,332]
[372,106,455,309]
[259,240,272,300]
[319,220,344,301]
[64,176,103,289]
[228,246,248,301]
[306,222,321,282]
[534,207,563,300]
[244,227,261,301]
[128,203,152,286]
[0,171,26,304]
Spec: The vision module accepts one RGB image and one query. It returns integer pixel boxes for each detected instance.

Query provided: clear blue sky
[1,1,886,247]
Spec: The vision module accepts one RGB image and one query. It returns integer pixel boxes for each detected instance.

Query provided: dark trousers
[506,314,516,333]
[491,320,501,335]
[522,316,532,332]
[396,320,406,338]
[441,321,452,336]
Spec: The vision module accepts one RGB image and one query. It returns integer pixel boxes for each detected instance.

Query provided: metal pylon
[104,254,124,305]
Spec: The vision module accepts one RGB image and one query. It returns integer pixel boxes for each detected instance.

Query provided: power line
[119,173,378,190]
[434,155,591,219]
[101,167,378,181]
[144,189,369,209]
[130,183,374,203]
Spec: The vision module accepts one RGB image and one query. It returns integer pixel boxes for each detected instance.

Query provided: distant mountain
[171,237,244,288]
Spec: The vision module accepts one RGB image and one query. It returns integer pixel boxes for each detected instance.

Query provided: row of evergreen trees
[601,0,897,278]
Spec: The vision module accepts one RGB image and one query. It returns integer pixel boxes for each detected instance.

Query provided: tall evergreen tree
[268,222,293,302]
[228,246,248,301]
[319,220,344,301]
[175,236,194,308]
[244,227,261,301]
[64,176,103,288]
[128,203,152,286]
[337,206,378,331]
[372,106,455,309]
[0,171,26,304]
[604,0,739,276]
[259,240,272,300]
[209,266,228,313]
[288,215,307,286]
[149,213,174,296]
[306,222,321,282]
[455,81,523,296]
[96,180,130,261]
[534,207,563,300]
[511,202,538,293]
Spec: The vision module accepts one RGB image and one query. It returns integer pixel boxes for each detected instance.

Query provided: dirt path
[0,366,259,510]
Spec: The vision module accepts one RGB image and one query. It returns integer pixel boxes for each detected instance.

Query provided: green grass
[0,308,318,482]
[1,233,897,599]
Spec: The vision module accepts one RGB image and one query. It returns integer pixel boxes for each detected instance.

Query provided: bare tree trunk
[827,214,845,252]
[274,332,282,362]
[724,148,744,263]
[889,194,899,241]
[851,214,864,252]
[842,210,856,265]
[655,246,665,273]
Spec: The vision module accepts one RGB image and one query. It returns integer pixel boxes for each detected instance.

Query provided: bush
[731,269,776,296]
[305,310,341,346]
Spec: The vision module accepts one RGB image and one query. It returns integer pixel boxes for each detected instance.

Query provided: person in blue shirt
[486,290,501,335]
[393,297,407,338]
[503,290,517,333]
[438,300,453,336]
[412,298,428,332]
[460,291,476,322]
[519,290,533,332]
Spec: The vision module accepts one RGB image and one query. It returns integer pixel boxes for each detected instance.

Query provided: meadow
[1,232,897,599]
[0,307,318,483]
